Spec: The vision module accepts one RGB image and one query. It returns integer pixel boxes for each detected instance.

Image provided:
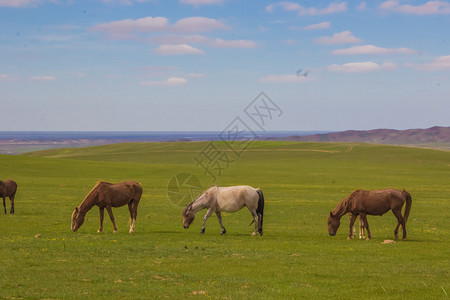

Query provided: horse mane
[332,190,359,218]
[79,181,106,206]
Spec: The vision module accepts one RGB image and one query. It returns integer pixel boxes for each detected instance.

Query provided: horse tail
[256,188,264,234]
[402,189,412,223]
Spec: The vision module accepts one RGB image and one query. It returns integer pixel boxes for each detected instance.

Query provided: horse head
[327,211,340,236]
[71,207,85,232]
[182,203,195,229]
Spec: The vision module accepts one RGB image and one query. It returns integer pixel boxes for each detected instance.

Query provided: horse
[182,185,264,236]
[348,212,365,239]
[328,188,412,240]
[0,179,17,214]
[71,181,142,233]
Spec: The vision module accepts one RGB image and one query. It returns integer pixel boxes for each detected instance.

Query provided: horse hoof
[251,232,257,236]
[220,230,226,235]
[113,230,118,234]
[97,230,102,233]
[200,229,205,234]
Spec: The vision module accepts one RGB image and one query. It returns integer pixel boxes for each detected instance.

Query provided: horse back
[99,181,142,207]
[215,185,259,212]
[0,179,17,196]
[349,189,406,216]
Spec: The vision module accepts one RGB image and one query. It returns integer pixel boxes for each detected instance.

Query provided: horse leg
[201,209,214,234]
[9,192,15,214]
[2,197,6,214]
[348,213,357,240]
[359,216,365,239]
[392,209,405,240]
[248,209,260,236]
[128,202,135,234]
[97,207,104,233]
[216,212,226,235]
[105,205,118,233]
[360,213,371,240]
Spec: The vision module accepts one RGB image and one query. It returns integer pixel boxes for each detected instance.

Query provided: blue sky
[0,0,449,131]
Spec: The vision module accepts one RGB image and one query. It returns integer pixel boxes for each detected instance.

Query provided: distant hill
[281,126,450,148]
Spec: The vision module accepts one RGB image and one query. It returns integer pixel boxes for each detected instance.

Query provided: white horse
[182,185,264,236]
[348,212,365,239]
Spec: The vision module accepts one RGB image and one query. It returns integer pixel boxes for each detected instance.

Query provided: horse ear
[329,211,333,217]
[75,207,79,213]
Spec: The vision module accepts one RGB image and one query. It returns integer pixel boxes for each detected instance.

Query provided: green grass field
[1,141,449,299]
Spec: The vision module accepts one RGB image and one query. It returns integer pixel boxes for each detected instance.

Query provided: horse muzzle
[329,232,336,236]
[183,225,188,229]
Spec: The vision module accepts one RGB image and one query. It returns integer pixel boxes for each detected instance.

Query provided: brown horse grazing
[328,189,412,240]
[0,179,17,214]
[71,181,142,233]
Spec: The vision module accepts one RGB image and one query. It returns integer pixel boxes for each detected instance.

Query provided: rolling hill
[281,126,450,148]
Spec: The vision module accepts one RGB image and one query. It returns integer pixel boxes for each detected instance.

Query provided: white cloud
[0,74,19,81]
[266,1,301,12]
[379,0,450,15]
[259,74,311,83]
[266,1,347,15]
[141,77,188,86]
[0,0,42,7]
[328,61,397,73]
[210,38,257,48]
[171,17,228,33]
[91,17,169,39]
[407,55,450,71]
[154,44,204,55]
[332,44,417,55]
[30,76,56,81]
[315,31,362,45]
[101,0,155,4]
[180,0,224,5]
[302,21,330,31]
[299,2,347,15]
[357,1,367,11]
[91,16,227,39]
[148,34,208,45]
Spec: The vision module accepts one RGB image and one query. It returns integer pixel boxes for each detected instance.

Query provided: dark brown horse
[328,189,412,240]
[71,181,142,233]
[0,179,17,214]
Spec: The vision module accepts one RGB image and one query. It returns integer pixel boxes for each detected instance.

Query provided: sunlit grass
[1,142,449,299]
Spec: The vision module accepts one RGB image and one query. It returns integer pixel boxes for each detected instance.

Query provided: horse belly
[217,200,244,213]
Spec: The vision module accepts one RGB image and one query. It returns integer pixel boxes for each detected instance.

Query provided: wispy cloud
[91,16,227,39]
[154,44,204,55]
[266,1,347,15]
[210,38,257,48]
[141,77,188,86]
[259,74,311,83]
[180,0,224,5]
[328,61,397,73]
[356,1,367,11]
[0,74,19,81]
[406,55,450,71]
[302,21,331,31]
[332,44,417,55]
[315,31,362,45]
[0,0,43,7]
[30,75,56,81]
[379,0,450,15]
[171,17,228,33]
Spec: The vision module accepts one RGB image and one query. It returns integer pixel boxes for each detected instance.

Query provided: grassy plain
[1,141,449,299]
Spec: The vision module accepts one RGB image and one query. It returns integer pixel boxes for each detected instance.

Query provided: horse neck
[78,190,99,214]
[332,197,349,219]
[191,190,213,212]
